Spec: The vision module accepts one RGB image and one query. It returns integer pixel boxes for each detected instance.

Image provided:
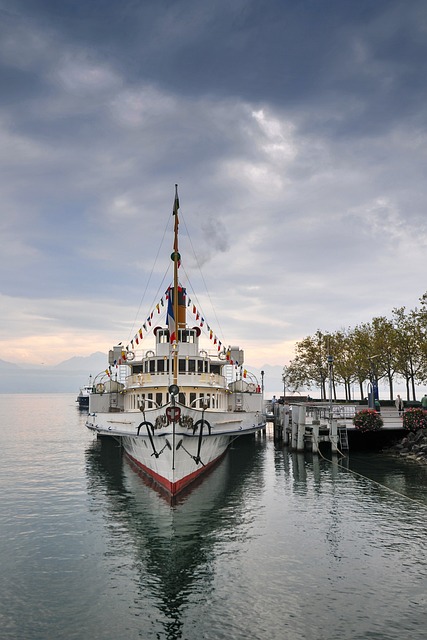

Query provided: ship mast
[172,184,180,386]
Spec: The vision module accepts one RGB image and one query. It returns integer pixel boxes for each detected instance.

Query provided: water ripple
[0,396,426,639]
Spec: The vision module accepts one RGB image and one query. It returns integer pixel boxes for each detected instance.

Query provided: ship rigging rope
[127,214,171,343]
[312,433,427,508]
[127,204,226,347]
[127,262,170,344]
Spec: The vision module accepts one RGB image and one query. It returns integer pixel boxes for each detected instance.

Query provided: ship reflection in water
[85,434,264,638]
[84,431,427,640]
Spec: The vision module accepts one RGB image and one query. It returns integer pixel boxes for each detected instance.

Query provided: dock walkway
[270,402,405,453]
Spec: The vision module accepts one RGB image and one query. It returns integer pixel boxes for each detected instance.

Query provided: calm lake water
[0,394,426,640]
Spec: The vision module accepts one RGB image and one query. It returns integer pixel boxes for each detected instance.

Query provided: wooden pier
[269,403,405,453]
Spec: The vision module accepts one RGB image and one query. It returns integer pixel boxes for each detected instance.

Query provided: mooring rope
[312,433,427,508]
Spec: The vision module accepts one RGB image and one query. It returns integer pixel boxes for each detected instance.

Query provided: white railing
[126,371,226,388]
[304,403,357,420]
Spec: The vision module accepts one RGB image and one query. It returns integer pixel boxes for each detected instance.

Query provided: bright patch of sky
[0,0,426,394]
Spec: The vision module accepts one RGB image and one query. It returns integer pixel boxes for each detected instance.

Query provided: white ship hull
[86,404,263,495]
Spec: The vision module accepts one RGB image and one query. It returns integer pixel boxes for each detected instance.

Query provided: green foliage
[286,330,330,398]
[287,290,427,401]
[352,409,384,432]
[403,408,427,432]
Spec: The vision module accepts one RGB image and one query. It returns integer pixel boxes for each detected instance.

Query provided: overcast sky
[1,0,426,375]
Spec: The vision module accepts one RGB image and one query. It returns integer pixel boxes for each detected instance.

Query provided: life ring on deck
[145,350,155,358]
[218,350,227,360]
[96,383,105,394]
[126,350,135,361]
[247,383,256,393]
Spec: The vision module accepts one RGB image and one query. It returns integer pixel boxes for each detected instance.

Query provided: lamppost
[327,354,334,421]
[368,355,380,410]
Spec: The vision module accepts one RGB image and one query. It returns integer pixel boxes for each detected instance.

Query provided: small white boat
[76,375,93,408]
[86,187,266,496]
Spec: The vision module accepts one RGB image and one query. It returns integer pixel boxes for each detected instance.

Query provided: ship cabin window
[196,359,209,373]
[156,392,162,407]
[132,365,143,374]
[179,330,195,344]
[210,363,221,375]
[188,359,196,373]
[178,392,186,405]
[198,393,209,407]
[157,359,165,372]
[149,360,155,374]
[157,330,169,344]
[178,359,186,373]
[190,392,196,407]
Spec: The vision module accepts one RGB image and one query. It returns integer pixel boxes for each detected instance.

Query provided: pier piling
[269,401,405,455]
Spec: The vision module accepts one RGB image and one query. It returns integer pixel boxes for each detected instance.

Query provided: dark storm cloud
[0,0,426,367]
[5,0,427,130]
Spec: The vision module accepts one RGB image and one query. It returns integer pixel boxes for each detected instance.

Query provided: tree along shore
[284,292,427,402]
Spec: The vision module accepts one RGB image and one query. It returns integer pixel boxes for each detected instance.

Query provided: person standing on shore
[422,394,427,409]
[395,394,403,416]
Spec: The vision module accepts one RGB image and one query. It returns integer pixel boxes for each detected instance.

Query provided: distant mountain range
[0,354,285,396]
[0,352,108,393]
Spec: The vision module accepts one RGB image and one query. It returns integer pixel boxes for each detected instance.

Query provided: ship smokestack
[170,286,186,330]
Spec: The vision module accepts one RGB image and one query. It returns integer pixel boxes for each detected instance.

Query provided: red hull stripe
[125,451,227,495]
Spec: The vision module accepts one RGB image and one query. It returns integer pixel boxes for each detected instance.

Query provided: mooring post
[291,405,298,449]
[283,408,290,446]
[273,404,282,441]
[311,423,319,453]
[330,419,338,453]
[297,404,306,451]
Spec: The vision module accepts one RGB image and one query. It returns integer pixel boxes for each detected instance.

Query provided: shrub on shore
[403,408,427,432]
[353,408,384,432]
